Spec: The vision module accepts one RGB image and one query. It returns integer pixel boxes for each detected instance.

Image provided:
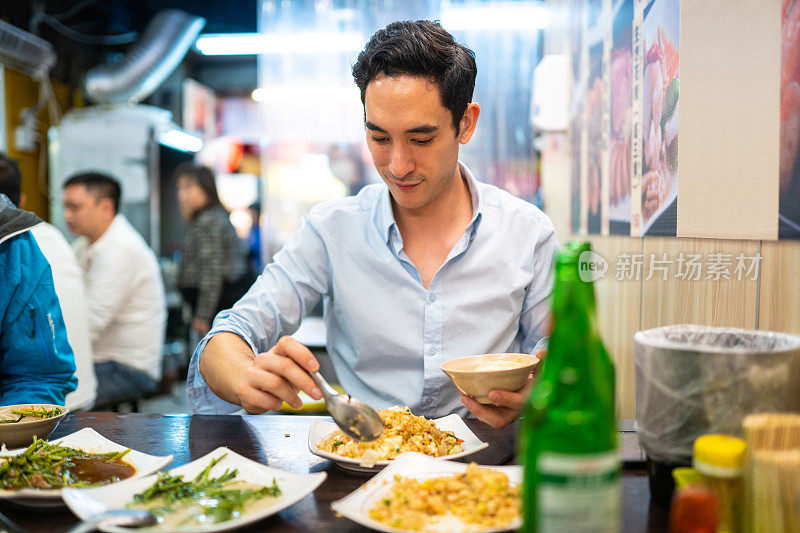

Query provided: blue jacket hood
[0,194,41,245]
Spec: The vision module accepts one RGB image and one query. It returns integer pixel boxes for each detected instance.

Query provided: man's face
[364,74,474,214]
[62,184,108,238]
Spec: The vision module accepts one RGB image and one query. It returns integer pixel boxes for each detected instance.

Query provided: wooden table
[0,413,668,532]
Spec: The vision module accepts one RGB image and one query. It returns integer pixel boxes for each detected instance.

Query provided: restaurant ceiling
[0,0,257,95]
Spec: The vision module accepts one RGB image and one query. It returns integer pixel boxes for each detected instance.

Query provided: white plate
[331,452,522,533]
[63,447,327,533]
[308,414,489,473]
[0,427,173,507]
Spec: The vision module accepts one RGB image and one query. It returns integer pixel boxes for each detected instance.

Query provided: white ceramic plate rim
[62,446,327,533]
[308,413,489,471]
[331,451,521,533]
[0,427,173,502]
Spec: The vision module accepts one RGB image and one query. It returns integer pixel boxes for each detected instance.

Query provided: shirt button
[428,348,436,356]
[428,293,437,303]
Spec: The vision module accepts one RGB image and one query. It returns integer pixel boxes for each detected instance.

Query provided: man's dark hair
[0,152,22,207]
[173,163,223,217]
[352,20,477,132]
[63,172,122,214]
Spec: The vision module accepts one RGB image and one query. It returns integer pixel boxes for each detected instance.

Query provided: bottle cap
[692,434,746,477]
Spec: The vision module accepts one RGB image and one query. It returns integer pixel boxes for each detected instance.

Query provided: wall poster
[567,0,793,240]
[569,0,680,237]
[609,0,633,234]
[781,0,800,238]
[638,0,679,236]
[585,0,604,234]
[569,0,585,235]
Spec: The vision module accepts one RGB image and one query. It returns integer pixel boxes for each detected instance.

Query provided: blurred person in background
[246,202,263,276]
[0,153,96,410]
[174,164,251,337]
[63,173,166,406]
[0,192,77,405]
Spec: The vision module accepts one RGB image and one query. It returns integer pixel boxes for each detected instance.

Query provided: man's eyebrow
[364,122,439,135]
[365,121,388,133]
[406,124,438,134]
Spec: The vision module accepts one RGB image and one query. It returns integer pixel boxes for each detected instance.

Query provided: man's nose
[389,144,414,178]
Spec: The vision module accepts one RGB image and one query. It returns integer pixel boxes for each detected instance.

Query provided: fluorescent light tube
[441,2,551,31]
[160,129,203,152]
[195,32,364,56]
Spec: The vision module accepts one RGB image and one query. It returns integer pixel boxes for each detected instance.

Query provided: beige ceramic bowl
[440,353,539,404]
[0,404,68,449]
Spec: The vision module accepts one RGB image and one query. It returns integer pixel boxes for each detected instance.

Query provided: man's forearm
[198,332,257,406]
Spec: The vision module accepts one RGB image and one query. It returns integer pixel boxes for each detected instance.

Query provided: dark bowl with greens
[0,404,68,449]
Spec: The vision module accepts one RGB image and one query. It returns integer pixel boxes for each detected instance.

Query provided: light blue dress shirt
[187,163,558,418]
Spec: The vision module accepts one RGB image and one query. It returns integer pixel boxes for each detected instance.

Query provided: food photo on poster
[585,0,604,235]
[780,0,800,238]
[609,0,634,234]
[640,0,679,236]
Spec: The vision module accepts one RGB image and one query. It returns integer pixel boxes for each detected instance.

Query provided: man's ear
[458,103,481,144]
[19,193,27,209]
[99,196,116,216]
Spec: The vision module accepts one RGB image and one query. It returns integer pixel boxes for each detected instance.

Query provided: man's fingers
[238,385,282,414]
[256,352,322,401]
[460,393,510,429]
[486,374,533,410]
[486,389,526,411]
[274,336,320,373]
[234,336,323,413]
[246,363,305,408]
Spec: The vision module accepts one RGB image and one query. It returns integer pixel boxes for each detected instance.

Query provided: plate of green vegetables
[62,447,327,532]
[0,427,173,507]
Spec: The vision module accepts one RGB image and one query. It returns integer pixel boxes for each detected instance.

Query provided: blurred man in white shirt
[62,172,166,406]
[0,154,96,410]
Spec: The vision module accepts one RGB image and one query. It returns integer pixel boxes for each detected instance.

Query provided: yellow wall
[3,67,73,221]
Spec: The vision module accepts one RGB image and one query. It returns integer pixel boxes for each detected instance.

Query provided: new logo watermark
[572,251,761,282]
[578,251,608,282]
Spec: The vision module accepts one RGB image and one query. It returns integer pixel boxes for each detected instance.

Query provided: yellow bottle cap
[693,434,746,474]
[672,467,703,491]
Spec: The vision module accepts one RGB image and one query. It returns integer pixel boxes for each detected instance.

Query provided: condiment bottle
[520,242,620,532]
[669,484,720,533]
[692,434,746,533]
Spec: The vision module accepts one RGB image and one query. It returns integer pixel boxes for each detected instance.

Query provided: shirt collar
[87,214,125,252]
[376,161,484,246]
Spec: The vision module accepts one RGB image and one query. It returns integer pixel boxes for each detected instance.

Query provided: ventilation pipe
[0,19,56,77]
[83,9,205,105]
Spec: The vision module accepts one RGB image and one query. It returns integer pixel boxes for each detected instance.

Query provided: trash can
[634,324,800,508]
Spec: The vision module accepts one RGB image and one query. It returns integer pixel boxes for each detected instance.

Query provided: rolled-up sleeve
[187,215,331,413]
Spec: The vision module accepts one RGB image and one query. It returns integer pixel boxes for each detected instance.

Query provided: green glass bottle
[569,241,616,404]
[520,242,620,532]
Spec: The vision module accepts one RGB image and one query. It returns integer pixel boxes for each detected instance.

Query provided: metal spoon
[66,509,157,533]
[310,371,383,442]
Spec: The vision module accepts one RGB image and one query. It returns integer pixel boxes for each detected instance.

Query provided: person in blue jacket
[0,193,77,405]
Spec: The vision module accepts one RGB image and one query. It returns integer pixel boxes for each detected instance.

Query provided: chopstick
[0,508,27,533]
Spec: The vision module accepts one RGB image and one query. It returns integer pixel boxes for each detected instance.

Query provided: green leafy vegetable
[131,454,282,524]
[0,407,62,424]
[0,437,132,489]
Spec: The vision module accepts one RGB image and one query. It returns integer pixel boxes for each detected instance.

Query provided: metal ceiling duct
[0,19,56,77]
[83,9,205,105]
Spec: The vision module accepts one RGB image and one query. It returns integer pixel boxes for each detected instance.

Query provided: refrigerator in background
[48,104,198,253]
